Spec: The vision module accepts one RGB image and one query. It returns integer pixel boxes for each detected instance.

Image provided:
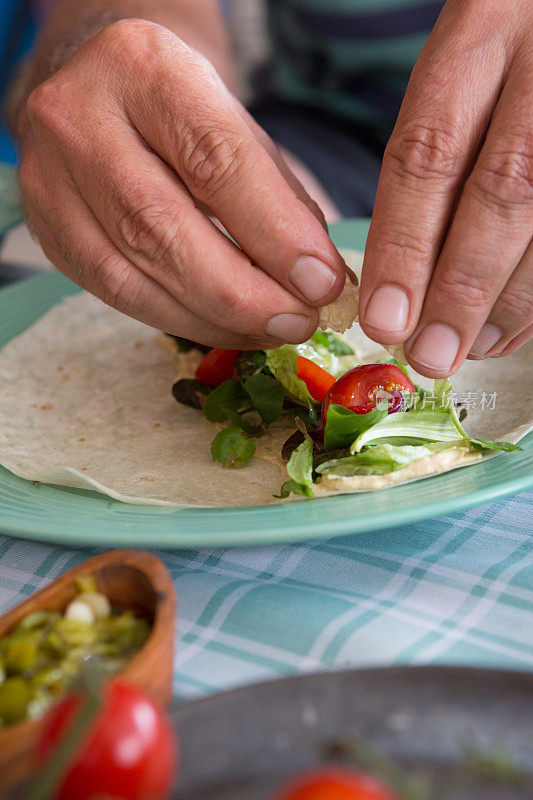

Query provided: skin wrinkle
[10,0,533,364]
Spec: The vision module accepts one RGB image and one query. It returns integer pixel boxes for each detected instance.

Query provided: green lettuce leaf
[266,335,359,407]
[280,433,314,497]
[353,380,522,455]
[351,410,466,452]
[310,330,354,356]
[435,379,522,452]
[317,441,463,477]
[323,401,388,451]
[265,346,316,406]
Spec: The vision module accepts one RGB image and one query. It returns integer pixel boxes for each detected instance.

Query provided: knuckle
[385,119,463,183]
[218,283,257,330]
[26,81,59,126]
[116,195,184,265]
[367,224,431,275]
[436,263,496,310]
[496,283,533,321]
[26,79,74,142]
[18,155,37,198]
[98,18,159,58]
[180,125,247,199]
[93,252,142,315]
[469,142,533,212]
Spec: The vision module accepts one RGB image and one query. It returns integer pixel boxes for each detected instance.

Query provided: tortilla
[0,255,531,507]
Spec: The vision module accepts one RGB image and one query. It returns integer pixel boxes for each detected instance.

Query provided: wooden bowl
[0,549,176,792]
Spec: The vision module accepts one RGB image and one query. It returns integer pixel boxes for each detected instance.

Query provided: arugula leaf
[323,402,388,451]
[310,330,354,356]
[211,428,256,468]
[317,441,462,477]
[265,346,316,406]
[244,373,285,424]
[283,435,314,497]
[236,351,268,380]
[202,379,248,423]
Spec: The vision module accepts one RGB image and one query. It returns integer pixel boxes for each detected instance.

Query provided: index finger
[357,1,507,346]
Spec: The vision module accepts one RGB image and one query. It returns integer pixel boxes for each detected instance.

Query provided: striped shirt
[0,0,445,164]
[262,0,445,146]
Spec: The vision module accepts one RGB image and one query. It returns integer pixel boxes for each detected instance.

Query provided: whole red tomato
[322,363,415,424]
[275,767,399,800]
[36,681,176,800]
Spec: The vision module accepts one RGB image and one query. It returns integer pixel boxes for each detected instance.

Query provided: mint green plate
[0,219,531,549]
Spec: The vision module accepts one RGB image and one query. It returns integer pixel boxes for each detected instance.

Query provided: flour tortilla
[0,258,531,507]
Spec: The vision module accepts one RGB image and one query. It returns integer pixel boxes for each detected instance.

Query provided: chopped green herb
[202,379,248,423]
[244,373,285,424]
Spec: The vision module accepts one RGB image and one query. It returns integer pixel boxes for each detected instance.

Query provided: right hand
[18,19,347,348]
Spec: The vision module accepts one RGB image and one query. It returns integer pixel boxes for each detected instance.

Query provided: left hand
[358,0,532,378]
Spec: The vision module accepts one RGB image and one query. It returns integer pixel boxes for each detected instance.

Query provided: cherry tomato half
[275,767,399,800]
[36,681,176,800]
[296,356,336,402]
[195,348,239,387]
[322,363,415,424]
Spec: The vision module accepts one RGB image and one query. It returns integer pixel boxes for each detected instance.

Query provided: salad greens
[323,401,388,451]
[171,330,521,491]
[279,432,314,498]
[265,345,316,407]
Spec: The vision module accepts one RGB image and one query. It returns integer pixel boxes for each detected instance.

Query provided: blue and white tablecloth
[1,490,532,702]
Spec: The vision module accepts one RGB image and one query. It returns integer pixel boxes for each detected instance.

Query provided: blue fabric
[251,102,383,217]
[0,491,531,701]
[0,0,36,165]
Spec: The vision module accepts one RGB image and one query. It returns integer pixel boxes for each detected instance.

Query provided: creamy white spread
[314,447,481,495]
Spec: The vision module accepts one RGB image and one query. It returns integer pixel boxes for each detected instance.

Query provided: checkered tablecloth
[1,490,532,701]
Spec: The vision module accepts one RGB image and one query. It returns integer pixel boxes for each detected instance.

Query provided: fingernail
[410,323,461,372]
[266,313,311,343]
[289,256,337,302]
[469,323,502,357]
[365,284,409,333]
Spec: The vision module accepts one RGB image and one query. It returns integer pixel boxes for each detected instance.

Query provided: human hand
[359,0,532,377]
[18,19,347,348]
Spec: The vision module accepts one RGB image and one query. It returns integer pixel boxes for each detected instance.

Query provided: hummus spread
[314,446,482,495]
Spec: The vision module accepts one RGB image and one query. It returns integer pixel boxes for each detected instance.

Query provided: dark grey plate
[171,666,533,800]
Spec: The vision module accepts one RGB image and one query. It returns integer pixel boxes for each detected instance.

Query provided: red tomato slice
[195,348,239,387]
[36,681,176,800]
[296,356,336,402]
[321,363,415,424]
[275,767,399,800]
